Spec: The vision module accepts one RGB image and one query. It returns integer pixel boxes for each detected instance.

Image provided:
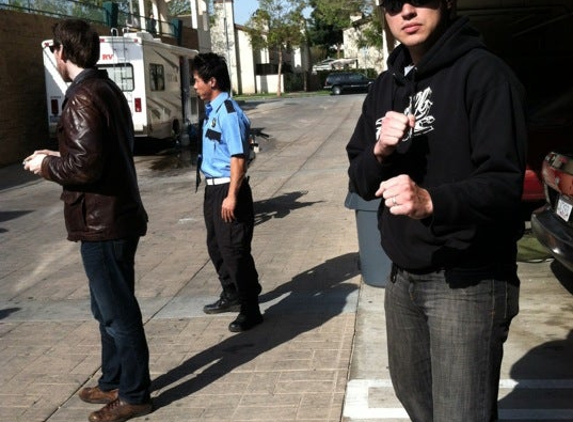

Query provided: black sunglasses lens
[382,0,403,13]
[411,0,432,6]
[382,0,432,13]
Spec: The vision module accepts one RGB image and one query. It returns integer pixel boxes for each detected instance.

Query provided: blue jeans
[81,238,150,404]
[385,268,519,422]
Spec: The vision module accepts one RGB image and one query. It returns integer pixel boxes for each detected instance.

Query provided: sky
[232,0,259,25]
[231,0,312,25]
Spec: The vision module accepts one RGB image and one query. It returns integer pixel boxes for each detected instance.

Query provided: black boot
[229,303,263,332]
[203,294,240,314]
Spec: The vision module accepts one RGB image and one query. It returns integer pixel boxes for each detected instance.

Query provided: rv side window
[98,64,135,92]
[150,64,165,91]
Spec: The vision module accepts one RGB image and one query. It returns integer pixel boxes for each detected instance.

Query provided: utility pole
[223,0,233,96]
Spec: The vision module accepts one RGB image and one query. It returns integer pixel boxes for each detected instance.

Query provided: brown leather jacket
[42,69,148,242]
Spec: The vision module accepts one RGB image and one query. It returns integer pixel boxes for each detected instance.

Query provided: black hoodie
[346,17,527,282]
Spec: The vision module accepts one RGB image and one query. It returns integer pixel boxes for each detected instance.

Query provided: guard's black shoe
[228,311,263,332]
[203,296,241,314]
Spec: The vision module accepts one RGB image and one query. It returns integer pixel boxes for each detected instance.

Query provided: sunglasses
[48,41,61,53]
[381,0,435,14]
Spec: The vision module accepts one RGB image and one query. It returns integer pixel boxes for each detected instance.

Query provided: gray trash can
[345,192,391,287]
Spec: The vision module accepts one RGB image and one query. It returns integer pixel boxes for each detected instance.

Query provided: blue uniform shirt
[201,92,250,178]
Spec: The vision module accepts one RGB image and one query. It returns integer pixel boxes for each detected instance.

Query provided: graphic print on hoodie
[375,86,435,143]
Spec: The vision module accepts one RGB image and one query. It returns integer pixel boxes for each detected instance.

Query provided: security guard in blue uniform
[191,53,262,332]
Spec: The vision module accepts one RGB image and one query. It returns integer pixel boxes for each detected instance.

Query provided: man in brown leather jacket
[24,19,152,422]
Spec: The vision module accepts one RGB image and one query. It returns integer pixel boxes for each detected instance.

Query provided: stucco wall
[256,75,284,95]
[0,10,198,167]
[236,28,255,94]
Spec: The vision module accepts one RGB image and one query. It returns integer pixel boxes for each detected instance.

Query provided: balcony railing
[0,0,180,41]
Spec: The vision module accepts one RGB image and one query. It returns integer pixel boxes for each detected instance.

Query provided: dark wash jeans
[81,238,151,404]
[385,268,519,422]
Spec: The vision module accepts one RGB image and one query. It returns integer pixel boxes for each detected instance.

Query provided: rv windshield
[98,64,135,92]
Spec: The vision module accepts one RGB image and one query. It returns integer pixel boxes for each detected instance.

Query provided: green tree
[166,0,217,20]
[245,0,307,97]
[307,12,342,59]
[309,0,362,57]
[308,0,383,58]
[352,1,384,50]
[166,0,192,16]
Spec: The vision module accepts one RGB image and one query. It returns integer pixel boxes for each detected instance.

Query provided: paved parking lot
[1,94,572,421]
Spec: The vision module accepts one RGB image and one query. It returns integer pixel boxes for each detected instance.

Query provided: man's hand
[222,156,247,223]
[376,174,433,219]
[23,152,48,176]
[374,111,415,160]
[23,150,60,176]
[221,195,237,223]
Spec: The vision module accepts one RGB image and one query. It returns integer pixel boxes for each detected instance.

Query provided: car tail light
[522,167,544,202]
[134,98,142,112]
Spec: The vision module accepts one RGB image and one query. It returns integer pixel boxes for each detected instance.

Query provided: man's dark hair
[52,19,100,68]
[191,53,231,93]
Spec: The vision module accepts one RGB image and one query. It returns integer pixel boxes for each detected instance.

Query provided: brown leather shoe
[79,386,119,404]
[88,398,152,422]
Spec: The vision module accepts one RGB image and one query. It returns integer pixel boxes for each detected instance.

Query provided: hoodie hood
[347,14,527,275]
[387,16,486,83]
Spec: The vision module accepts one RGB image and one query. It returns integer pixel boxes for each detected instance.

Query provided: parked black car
[324,72,374,95]
[531,150,573,273]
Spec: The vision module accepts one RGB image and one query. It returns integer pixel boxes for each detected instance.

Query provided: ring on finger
[392,196,397,206]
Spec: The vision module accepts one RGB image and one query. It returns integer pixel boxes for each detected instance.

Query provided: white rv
[42,30,200,142]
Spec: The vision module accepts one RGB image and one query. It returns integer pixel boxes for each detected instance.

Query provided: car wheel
[332,86,342,95]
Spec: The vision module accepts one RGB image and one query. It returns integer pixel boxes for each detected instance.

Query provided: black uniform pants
[203,181,261,305]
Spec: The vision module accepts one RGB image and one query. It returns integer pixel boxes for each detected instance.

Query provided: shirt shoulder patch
[224,100,236,114]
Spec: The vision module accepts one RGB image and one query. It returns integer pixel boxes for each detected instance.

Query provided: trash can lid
[344,192,382,211]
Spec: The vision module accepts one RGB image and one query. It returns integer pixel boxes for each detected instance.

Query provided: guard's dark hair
[52,19,100,68]
[191,52,231,93]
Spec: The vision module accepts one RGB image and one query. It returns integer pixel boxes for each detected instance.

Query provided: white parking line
[344,380,408,419]
[499,379,573,389]
[344,379,573,420]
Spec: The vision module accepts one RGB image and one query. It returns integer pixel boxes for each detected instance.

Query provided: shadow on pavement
[254,191,322,225]
[0,307,21,320]
[0,164,41,191]
[0,210,33,223]
[498,330,573,419]
[551,261,573,295]
[150,252,360,409]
